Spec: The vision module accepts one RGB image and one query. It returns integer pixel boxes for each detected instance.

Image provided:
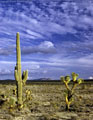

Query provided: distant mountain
[37,78,52,81]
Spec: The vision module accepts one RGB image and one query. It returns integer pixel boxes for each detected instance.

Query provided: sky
[0,0,93,80]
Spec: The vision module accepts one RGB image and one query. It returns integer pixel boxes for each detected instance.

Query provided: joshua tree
[60,72,83,111]
[14,32,28,110]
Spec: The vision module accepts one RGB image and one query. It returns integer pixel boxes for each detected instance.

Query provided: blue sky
[0,0,93,80]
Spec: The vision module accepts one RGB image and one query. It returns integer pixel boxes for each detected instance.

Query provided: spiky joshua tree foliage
[14,32,28,110]
[60,72,83,111]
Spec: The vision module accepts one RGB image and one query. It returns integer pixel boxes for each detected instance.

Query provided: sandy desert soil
[0,82,93,120]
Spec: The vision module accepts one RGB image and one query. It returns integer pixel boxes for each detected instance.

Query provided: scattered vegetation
[0,81,92,120]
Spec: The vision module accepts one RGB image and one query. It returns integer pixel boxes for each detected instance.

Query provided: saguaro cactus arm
[22,70,28,86]
[14,70,19,81]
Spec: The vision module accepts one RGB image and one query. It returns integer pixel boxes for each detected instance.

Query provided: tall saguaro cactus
[14,32,28,109]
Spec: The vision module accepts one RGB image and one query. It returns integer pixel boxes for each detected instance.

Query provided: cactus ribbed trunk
[14,32,28,110]
[16,33,23,106]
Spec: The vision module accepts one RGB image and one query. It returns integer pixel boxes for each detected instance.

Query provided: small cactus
[14,32,28,110]
[61,72,83,111]
[9,97,16,109]
[25,89,32,101]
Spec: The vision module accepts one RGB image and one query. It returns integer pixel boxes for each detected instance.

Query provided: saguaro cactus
[14,32,28,109]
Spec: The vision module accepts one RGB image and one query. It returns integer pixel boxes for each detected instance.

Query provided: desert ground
[0,81,93,120]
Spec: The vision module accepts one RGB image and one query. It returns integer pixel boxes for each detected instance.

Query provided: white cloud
[0,41,56,55]
[77,54,93,66]
[26,29,44,39]
[39,41,54,48]
[0,69,12,75]
[0,0,92,44]
[89,76,93,79]
[22,41,56,54]
[0,46,14,55]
